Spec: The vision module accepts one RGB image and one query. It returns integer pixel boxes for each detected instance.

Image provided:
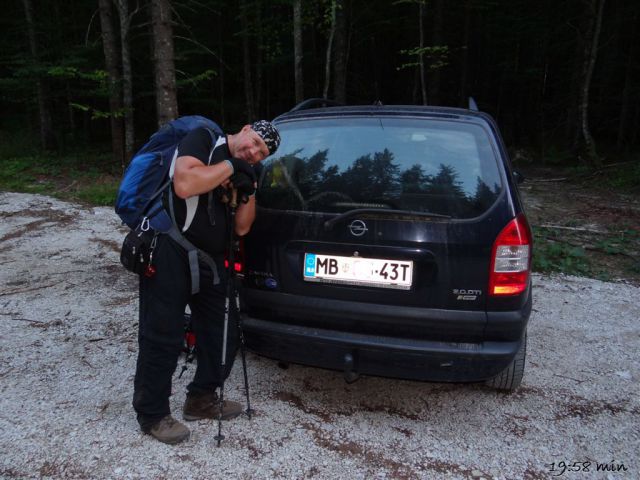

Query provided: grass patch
[532,228,592,276]
[0,150,122,206]
[532,225,640,282]
[76,179,119,206]
[567,157,640,193]
[601,162,640,191]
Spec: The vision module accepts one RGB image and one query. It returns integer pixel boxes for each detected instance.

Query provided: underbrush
[532,225,640,282]
[0,146,121,207]
[520,153,640,283]
[598,161,640,191]
[565,156,640,194]
[532,229,591,275]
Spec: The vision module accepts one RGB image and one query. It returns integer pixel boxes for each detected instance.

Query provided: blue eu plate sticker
[304,254,316,277]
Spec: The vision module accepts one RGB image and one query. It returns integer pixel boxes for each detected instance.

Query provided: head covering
[251,120,281,156]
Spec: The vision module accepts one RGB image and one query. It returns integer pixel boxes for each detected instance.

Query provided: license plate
[303,253,413,290]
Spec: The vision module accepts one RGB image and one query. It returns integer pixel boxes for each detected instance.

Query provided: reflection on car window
[258,117,502,218]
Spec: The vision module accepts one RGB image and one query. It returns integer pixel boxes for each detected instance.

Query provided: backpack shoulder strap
[166,182,220,294]
[203,127,221,166]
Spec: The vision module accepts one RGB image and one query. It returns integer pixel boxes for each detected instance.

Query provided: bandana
[251,120,281,156]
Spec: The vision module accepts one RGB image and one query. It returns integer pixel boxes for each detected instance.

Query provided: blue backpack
[115,115,223,293]
[115,115,223,230]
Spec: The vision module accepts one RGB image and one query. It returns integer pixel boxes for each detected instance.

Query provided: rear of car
[240,105,532,390]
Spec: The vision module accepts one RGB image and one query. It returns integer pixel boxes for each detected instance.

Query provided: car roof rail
[289,98,343,112]
[468,97,479,111]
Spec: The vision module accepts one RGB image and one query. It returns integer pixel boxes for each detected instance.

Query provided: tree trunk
[255,0,263,116]
[576,0,606,167]
[150,0,178,127]
[65,82,76,141]
[538,8,552,161]
[21,0,55,150]
[617,12,637,150]
[98,0,124,166]
[323,1,336,100]
[52,2,72,149]
[458,0,471,107]
[310,2,320,96]
[218,12,225,125]
[430,0,443,105]
[240,0,255,121]
[418,1,427,105]
[293,0,304,103]
[332,0,347,104]
[632,103,639,148]
[114,0,136,161]
[371,36,380,101]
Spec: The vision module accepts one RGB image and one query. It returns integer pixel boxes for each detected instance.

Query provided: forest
[1,0,638,172]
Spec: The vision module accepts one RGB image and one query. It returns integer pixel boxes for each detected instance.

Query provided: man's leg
[183,263,242,420]
[133,235,190,432]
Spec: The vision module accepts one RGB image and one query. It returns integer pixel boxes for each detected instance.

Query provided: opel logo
[348,219,368,237]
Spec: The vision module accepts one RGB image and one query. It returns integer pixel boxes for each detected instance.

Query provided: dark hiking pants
[132,235,238,432]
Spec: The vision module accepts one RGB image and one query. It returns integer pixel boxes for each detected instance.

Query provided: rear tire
[485,333,526,392]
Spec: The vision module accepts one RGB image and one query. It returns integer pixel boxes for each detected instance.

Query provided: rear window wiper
[324,208,451,231]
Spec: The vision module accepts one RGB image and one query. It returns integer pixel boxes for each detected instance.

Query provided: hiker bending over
[133,120,280,445]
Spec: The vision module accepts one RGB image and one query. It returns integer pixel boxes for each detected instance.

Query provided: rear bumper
[241,291,531,383]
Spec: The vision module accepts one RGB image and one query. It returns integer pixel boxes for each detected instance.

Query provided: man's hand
[228,157,257,183]
[230,172,256,203]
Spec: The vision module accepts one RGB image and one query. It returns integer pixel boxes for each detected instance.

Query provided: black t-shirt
[168,127,230,256]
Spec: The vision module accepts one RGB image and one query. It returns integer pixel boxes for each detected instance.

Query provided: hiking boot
[147,415,190,445]
[183,392,243,421]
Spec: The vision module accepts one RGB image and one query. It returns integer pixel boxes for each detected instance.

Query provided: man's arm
[172,155,234,199]
[175,154,257,235]
[234,194,256,236]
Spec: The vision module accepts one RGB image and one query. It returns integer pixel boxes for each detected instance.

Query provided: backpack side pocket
[120,229,154,275]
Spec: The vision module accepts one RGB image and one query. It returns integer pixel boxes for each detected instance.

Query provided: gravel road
[1,192,638,479]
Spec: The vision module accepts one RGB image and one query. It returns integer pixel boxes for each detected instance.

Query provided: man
[133,120,280,445]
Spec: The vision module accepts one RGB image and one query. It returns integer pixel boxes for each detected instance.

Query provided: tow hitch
[343,352,360,383]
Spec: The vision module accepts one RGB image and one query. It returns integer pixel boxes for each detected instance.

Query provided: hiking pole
[215,187,237,447]
[226,187,253,417]
[215,287,229,446]
[234,268,254,418]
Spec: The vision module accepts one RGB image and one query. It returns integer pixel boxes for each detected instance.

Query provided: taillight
[224,259,243,272]
[489,214,532,296]
[185,331,196,349]
[224,239,245,273]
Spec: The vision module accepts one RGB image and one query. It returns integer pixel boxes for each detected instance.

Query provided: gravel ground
[0,192,638,480]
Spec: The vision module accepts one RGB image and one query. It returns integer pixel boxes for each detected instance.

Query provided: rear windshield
[257,117,503,219]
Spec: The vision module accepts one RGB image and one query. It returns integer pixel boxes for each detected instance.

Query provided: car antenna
[468,97,479,111]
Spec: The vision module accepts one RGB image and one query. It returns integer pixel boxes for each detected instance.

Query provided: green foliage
[76,182,118,206]
[47,66,107,82]
[532,224,640,283]
[176,69,217,88]
[542,146,574,166]
[69,102,120,120]
[594,238,623,255]
[532,229,592,275]
[0,131,40,158]
[2,0,639,162]
[398,45,449,72]
[0,150,120,207]
[602,162,640,191]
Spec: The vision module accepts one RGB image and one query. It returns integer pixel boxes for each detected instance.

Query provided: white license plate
[303,253,413,290]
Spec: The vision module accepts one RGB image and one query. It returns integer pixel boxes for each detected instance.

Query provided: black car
[240,100,532,391]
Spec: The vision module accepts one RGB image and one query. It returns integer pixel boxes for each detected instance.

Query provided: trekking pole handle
[230,188,238,209]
